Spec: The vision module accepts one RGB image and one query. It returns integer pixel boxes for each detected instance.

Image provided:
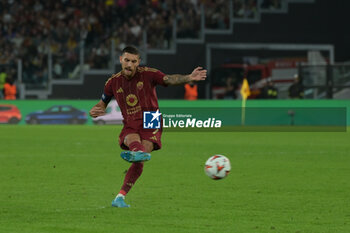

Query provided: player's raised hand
[189,67,207,81]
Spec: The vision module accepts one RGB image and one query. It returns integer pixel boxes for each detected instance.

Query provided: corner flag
[240,78,250,126]
[240,78,251,100]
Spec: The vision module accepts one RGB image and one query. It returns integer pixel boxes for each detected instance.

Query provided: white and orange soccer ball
[204,155,231,180]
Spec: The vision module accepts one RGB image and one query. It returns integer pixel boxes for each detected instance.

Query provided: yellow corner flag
[240,78,251,100]
[240,78,250,126]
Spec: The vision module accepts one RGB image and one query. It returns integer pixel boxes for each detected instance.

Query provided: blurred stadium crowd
[0,0,283,85]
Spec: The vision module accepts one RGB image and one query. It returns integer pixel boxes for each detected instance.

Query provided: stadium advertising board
[0,100,349,132]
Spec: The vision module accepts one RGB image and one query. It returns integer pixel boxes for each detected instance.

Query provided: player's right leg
[120,133,151,162]
[111,195,130,208]
[141,140,154,154]
[113,134,150,208]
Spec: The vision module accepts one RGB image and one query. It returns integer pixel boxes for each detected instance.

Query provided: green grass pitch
[0,125,349,233]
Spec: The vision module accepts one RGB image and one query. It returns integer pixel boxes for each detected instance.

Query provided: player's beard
[123,67,135,79]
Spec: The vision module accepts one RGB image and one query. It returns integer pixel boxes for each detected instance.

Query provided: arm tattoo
[163,74,190,85]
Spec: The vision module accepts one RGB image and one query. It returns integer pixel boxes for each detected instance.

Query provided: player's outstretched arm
[164,67,207,85]
[89,100,107,118]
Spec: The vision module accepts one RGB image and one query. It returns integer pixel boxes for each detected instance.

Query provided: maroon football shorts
[118,126,162,151]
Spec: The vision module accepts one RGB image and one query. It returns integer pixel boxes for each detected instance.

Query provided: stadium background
[1,1,350,233]
[1,0,350,100]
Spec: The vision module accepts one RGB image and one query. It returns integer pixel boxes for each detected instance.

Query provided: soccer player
[89,46,207,208]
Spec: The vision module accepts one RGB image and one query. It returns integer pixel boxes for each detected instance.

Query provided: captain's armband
[101,93,112,104]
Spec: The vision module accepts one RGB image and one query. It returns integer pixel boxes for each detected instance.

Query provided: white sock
[116,194,125,199]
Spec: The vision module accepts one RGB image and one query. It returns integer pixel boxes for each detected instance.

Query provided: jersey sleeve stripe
[105,72,121,86]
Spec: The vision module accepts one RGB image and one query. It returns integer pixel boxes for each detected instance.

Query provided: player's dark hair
[122,46,140,56]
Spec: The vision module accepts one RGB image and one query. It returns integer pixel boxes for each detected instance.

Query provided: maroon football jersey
[104,67,167,128]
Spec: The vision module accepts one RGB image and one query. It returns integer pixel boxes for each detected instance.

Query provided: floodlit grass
[0,125,349,233]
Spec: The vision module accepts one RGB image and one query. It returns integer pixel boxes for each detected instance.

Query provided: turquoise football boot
[111,196,130,208]
[120,151,151,162]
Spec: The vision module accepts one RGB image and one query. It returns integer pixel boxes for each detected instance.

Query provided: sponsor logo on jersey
[126,106,141,115]
[126,94,138,107]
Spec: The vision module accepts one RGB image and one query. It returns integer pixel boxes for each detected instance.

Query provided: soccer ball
[204,155,231,180]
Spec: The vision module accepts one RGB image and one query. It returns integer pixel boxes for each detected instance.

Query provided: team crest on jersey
[126,94,138,107]
[116,87,123,93]
[137,81,143,90]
